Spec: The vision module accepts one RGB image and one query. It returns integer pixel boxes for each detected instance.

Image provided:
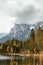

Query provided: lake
[0,54,43,65]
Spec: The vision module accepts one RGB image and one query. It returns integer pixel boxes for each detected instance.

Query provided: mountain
[37,22,43,29]
[0,33,7,38]
[0,24,31,43]
[0,24,36,43]
[10,24,31,40]
[0,22,43,43]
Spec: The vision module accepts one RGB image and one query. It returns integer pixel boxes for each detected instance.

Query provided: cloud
[15,5,39,24]
[0,0,16,33]
[0,0,43,33]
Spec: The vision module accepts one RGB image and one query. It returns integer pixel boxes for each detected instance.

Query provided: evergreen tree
[30,29,35,40]
[28,29,36,52]
[35,26,43,51]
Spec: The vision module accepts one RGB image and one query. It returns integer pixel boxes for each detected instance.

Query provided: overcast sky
[0,0,43,33]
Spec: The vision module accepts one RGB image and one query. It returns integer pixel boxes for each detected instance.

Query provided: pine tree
[30,29,35,40]
[28,29,36,53]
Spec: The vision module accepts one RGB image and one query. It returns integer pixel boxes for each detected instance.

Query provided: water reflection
[0,55,43,65]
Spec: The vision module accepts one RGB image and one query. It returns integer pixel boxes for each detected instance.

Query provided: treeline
[0,26,43,54]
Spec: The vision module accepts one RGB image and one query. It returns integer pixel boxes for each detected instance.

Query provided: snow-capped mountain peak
[0,22,43,43]
[10,24,31,41]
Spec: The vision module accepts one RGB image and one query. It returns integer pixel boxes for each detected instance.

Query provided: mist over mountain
[0,22,43,43]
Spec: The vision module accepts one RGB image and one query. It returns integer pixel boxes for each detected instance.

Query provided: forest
[0,26,43,55]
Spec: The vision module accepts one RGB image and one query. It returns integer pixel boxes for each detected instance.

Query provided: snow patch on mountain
[10,24,31,41]
[0,22,43,43]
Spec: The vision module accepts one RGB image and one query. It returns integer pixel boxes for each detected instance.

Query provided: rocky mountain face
[0,22,43,43]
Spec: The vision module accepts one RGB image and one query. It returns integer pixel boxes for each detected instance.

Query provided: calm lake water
[0,55,43,65]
